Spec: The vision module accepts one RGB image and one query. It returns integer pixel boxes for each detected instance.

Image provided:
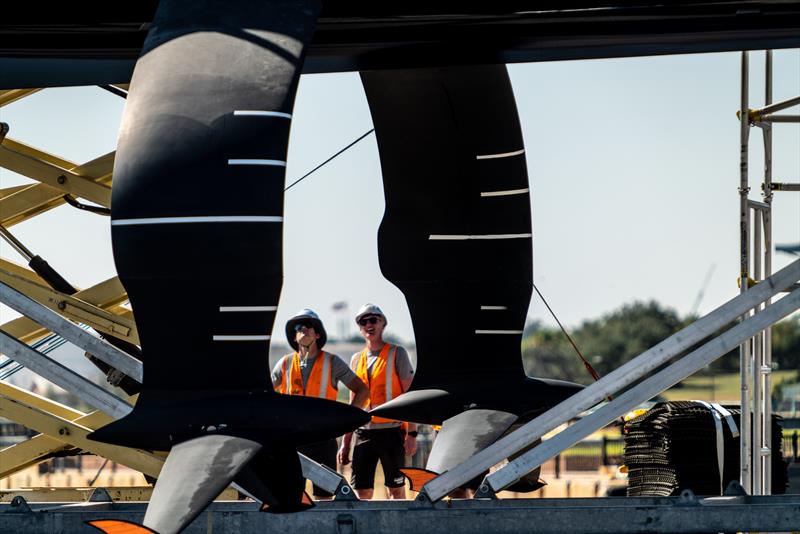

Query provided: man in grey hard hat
[272,308,368,499]
[337,304,417,499]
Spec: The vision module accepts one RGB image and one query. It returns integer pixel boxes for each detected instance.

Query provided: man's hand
[404,434,417,457]
[338,434,352,465]
[337,444,350,465]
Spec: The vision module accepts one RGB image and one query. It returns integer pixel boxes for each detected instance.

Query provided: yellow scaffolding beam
[0,383,147,479]
[0,257,47,285]
[0,395,163,479]
[0,487,240,503]
[0,138,111,207]
[0,268,139,344]
[0,382,83,420]
[0,185,31,200]
[1,275,131,344]
[0,89,41,108]
[0,151,114,227]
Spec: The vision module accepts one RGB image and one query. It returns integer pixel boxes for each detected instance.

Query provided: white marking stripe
[228,159,286,167]
[481,188,529,198]
[213,335,271,341]
[219,306,278,312]
[112,216,282,226]
[476,148,525,160]
[319,352,331,399]
[481,306,508,310]
[233,110,292,119]
[284,358,292,393]
[475,330,524,335]
[429,233,532,240]
[386,346,398,401]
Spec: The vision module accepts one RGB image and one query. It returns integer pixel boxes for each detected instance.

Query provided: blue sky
[1,49,798,346]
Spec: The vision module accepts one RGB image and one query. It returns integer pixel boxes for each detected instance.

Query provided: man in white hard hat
[337,304,417,499]
[272,308,368,499]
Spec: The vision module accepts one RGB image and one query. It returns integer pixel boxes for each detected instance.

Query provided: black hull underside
[3,2,800,88]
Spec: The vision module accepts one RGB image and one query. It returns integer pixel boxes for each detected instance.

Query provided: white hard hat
[355,303,386,324]
[286,308,327,350]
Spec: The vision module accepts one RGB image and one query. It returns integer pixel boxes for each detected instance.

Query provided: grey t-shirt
[350,345,414,429]
[271,351,357,393]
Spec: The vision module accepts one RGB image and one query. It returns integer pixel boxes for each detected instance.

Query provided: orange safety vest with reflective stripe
[278,351,338,401]
[355,343,404,424]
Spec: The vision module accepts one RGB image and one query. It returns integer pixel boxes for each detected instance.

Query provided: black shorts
[350,427,406,490]
[298,438,338,497]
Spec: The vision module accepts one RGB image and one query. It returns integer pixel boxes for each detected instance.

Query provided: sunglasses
[358,316,380,327]
[293,321,314,332]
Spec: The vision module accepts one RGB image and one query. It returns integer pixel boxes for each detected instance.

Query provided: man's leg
[356,488,374,500]
[351,430,379,500]
[377,427,408,499]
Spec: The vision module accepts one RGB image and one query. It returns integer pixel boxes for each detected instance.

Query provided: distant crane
[690,263,717,317]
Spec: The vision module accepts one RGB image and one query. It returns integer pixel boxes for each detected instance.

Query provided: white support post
[753,209,763,495]
[739,48,793,496]
[739,50,753,495]
[762,49,774,495]
[420,259,800,502]
[482,287,800,495]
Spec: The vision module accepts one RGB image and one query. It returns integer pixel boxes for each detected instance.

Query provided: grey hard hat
[286,308,327,351]
[355,303,386,325]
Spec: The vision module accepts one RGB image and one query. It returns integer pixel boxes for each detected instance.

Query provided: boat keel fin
[399,467,439,492]
[86,519,158,534]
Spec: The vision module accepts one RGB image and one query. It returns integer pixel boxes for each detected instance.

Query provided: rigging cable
[532,282,608,392]
[88,458,110,486]
[284,129,374,191]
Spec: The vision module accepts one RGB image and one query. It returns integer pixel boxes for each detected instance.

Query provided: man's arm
[395,346,415,393]
[338,431,354,465]
[337,353,362,466]
[394,347,417,456]
[346,376,369,409]
[330,355,369,409]
[270,356,285,390]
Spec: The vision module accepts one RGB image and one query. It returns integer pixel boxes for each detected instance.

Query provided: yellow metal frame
[0,138,112,207]
[0,88,156,487]
[0,267,139,344]
[0,382,163,479]
[0,151,114,227]
[0,86,240,501]
[0,184,32,200]
[1,90,115,226]
[0,89,41,108]
[0,274,132,344]
[0,486,240,503]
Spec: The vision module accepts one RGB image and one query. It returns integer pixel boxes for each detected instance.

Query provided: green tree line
[522,301,800,385]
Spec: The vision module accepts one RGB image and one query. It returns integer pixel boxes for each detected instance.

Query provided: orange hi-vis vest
[278,351,338,401]
[356,343,404,424]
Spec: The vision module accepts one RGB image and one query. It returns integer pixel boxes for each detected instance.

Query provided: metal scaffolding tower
[738,50,800,495]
